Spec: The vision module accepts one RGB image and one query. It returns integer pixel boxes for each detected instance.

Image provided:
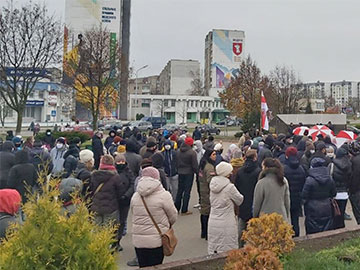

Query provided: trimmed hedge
[36,131,91,143]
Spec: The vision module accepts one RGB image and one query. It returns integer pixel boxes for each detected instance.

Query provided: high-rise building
[204,29,245,97]
[63,0,130,120]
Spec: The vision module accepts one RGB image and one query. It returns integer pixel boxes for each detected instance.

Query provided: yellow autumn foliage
[242,213,295,256]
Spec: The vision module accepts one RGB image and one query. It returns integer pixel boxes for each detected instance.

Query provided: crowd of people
[0,124,360,268]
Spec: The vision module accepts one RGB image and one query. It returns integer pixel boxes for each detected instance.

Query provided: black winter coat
[331,157,352,193]
[116,164,135,206]
[29,147,53,175]
[284,156,306,213]
[0,142,15,189]
[349,154,360,194]
[124,151,142,177]
[163,149,177,177]
[301,163,336,234]
[63,146,80,178]
[90,170,127,215]
[91,135,104,159]
[258,145,273,166]
[7,150,37,203]
[74,162,92,196]
[235,159,261,221]
[176,144,198,175]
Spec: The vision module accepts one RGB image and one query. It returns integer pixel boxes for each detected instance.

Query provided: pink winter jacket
[131,176,178,249]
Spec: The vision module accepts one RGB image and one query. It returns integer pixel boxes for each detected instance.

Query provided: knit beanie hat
[79,149,94,163]
[179,134,187,141]
[113,136,122,144]
[117,145,126,153]
[100,154,114,166]
[215,162,233,177]
[142,166,160,180]
[285,147,298,158]
[336,147,348,158]
[147,141,157,148]
[316,142,326,151]
[184,137,194,146]
[141,158,153,169]
[114,153,126,163]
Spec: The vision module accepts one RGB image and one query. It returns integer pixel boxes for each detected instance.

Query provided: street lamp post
[133,65,149,120]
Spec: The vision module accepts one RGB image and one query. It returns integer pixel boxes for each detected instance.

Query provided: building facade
[330,81,358,108]
[158,60,200,95]
[204,29,245,97]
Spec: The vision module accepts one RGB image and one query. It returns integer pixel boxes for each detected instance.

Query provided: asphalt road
[115,141,359,270]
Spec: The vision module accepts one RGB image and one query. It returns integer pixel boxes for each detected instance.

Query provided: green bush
[234,131,243,138]
[36,131,91,143]
[0,176,117,270]
[354,124,360,129]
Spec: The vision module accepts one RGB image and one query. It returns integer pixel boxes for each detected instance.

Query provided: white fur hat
[214,143,223,151]
[79,149,94,163]
[216,162,233,177]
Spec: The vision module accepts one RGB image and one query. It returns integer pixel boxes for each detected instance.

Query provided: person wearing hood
[235,149,261,246]
[193,140,205,207]
[258,135,274,167]
[273,141,286,165]
[203,135,215,151]
[213,143,224,166]
[192,127,202,141]
[348,141,360,224]
[50,137,68,175]
[324,135,337,152]
[59,177,83,217]
[151,153,168,190]
[300,140,315,175]
[175,137,199,215]
[253,158,291,224]
[5,130,14,141]
[296,139,306,160]
[208,162,243,254]
[7,150,37,204]
[0,189,22,240]
[224,144,238,162]
[43,129,55,150]
[301,157,336,235]
[29,139,53,176]
[0,141,15,189]
[198,149,217,240]
[283,147,306,237]
[163,140,178,200]
[108,136,122,156]
[104,130,116,150]
[309,142,331,167]
[12,136,23,152]
[130,167,177,268]
[124,140,142,177]
[330,147,352,229]
[230,149,245,183]
[92,131,104,170]
[89,155,127,251]
[74,149,94,196]
[114,153,136,251]
[63,137,81,178]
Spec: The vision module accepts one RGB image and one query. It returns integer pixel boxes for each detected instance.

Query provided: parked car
[347,125,360,135]
[159,124,188,133]
[104,120,123,131]
[216,117,242,126]
[127,121,153,132]
[141,116,166,129]
[197,124,221,135]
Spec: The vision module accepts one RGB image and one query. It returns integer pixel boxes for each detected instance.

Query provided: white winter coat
[208,175,243,254]
[131,176,178,249]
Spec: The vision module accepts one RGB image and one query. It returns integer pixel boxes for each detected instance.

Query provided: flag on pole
[261,91,269,130]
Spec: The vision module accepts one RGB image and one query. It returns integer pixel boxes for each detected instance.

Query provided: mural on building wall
[211,30,244,89]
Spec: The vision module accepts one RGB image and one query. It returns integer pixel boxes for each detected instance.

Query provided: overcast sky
[5,0,360,82]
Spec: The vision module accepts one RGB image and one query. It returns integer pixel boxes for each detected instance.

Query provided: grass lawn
[283,237,360,270]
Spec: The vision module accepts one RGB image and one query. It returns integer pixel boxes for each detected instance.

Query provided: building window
[164,100,168,107]
[141,103,150,108]
[195,101,198,107]
[187,112,192,120]
[39,92,44,99]
[171,99,176,107]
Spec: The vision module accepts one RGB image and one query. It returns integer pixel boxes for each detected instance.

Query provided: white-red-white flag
[261,91,269,130]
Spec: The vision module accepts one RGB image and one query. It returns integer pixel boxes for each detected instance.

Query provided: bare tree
[188,70,205,96]
[156,100,169,119]
[177,101,188,124]
[324,95,336,112]
[0,2,62,134]
[64,25,121,130]
[269,65,302,114]
[0,96,10,128]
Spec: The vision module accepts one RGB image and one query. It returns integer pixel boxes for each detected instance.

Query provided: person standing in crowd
[7,150,38,204]
[283,147,306,237]
[348,141,360,224]
[74,149,94,195]
[5,131,14,141]
[230,149,244,183]
[234,149,261,246]
[208,162,243,254]
[300,140,315,175]
[302,157,336,235]
[130,167,178,268]
[104,130,116,150]
[59,177,83,217]
[114,153,135,251]
[273,141,286,164]
[0,189,22,240]
[92,131,104,169]
[310,142,331,167]
[163,140,178,200]
[124,140,142,177]
[203,135,215,151]
[50,137,68,176]
[23,136,34,151]
[192,126,202,141]
[89,155,127,251]
[142,140,158,159]
[0,141,15,189]
[330,147,352,229]
[43,129,56,150]
[63,137,81,178]
[193,140,205,208]
[29,139,53,176]
[213,143,224,166]
[151,153,168,190]
[175,137,199,215]
[108,136,122,156]
[253,158,291,223]
[198,150,216,240]
[258,135,274,166]
[12,136,23,152]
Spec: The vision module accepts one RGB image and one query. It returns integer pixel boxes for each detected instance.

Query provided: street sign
[51,110,56,117]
